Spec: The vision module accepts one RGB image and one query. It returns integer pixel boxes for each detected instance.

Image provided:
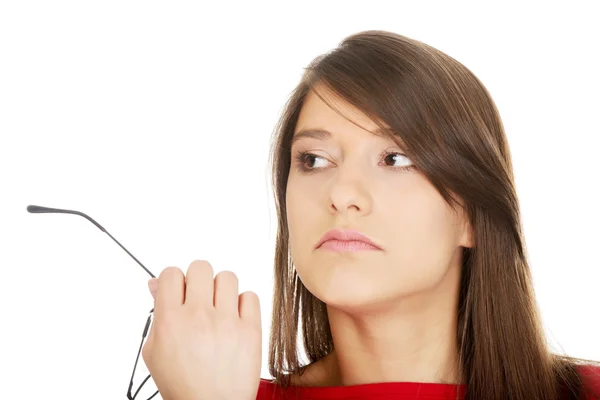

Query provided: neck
[323,264,464,386]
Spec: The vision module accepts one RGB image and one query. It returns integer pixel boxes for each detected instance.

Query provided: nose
[328,166,373,216]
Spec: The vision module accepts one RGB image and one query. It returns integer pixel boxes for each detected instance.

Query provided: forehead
[292,88,399,146]
[295,88,379,134]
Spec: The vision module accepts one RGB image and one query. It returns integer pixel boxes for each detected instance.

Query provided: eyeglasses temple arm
[26,205,155,278]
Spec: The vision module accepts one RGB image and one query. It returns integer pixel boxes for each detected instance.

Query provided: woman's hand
[142,260,262,400]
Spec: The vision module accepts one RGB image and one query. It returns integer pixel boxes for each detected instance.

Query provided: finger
[239,291,261,327]
[183,260,214,308]
[155,266,185,313]
[148,278,158,300]
[145,280,157,356]
[213,270,239,314]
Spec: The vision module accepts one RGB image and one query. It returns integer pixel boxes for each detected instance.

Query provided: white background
[1,1,598,399]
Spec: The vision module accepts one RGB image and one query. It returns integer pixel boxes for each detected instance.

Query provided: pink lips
[315,228,383,252]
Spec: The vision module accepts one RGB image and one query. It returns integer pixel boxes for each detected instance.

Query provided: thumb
[146,278,158,344]
[148,278,158,300]
[142,278,158,366]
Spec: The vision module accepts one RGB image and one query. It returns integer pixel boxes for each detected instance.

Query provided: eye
[380,150,414,171]
[293,151,329,173]
[292,149,415,173]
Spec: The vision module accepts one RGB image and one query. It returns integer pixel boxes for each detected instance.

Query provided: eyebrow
[291,127,389,146]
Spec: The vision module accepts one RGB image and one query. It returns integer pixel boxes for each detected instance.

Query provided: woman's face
[286,86,473,312]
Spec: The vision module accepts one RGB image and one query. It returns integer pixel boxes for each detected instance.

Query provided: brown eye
[383,152,409,166]
[302,153,318,168]
[380,150,415,171]
[293,151,329,172]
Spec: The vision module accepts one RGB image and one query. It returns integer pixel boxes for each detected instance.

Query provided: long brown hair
[267,30,600,400]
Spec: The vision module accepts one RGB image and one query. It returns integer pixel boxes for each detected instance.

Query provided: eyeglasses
[27,205,160,400]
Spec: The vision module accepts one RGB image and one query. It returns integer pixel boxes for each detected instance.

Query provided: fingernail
[148,278,158,298]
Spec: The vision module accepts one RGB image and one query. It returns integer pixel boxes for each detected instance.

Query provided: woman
[142,30,600,400]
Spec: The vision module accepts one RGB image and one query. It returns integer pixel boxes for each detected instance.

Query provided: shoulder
[577,363,600,398]
[257,362,600,400]
[256,353,338,399]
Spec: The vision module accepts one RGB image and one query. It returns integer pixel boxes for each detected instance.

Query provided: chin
[321,293,392,315]
[306,273,394,312]
[295,252,402,307]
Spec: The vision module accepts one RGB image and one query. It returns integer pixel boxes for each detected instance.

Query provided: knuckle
[190,309,215,332]
[216,315,239,334]
[244,323,262,341]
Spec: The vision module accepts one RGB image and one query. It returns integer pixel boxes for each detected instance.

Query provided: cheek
[286,184,303,235]
[383,193,459,285]
[286,176,460,306]
[286,182,316,254]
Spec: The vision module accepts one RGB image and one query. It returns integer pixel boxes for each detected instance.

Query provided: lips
[315,228,382,250]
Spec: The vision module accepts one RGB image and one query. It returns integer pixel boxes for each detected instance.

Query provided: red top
[257,364,600,400]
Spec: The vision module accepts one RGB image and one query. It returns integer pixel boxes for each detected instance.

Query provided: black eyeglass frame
[26,205,160,400]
